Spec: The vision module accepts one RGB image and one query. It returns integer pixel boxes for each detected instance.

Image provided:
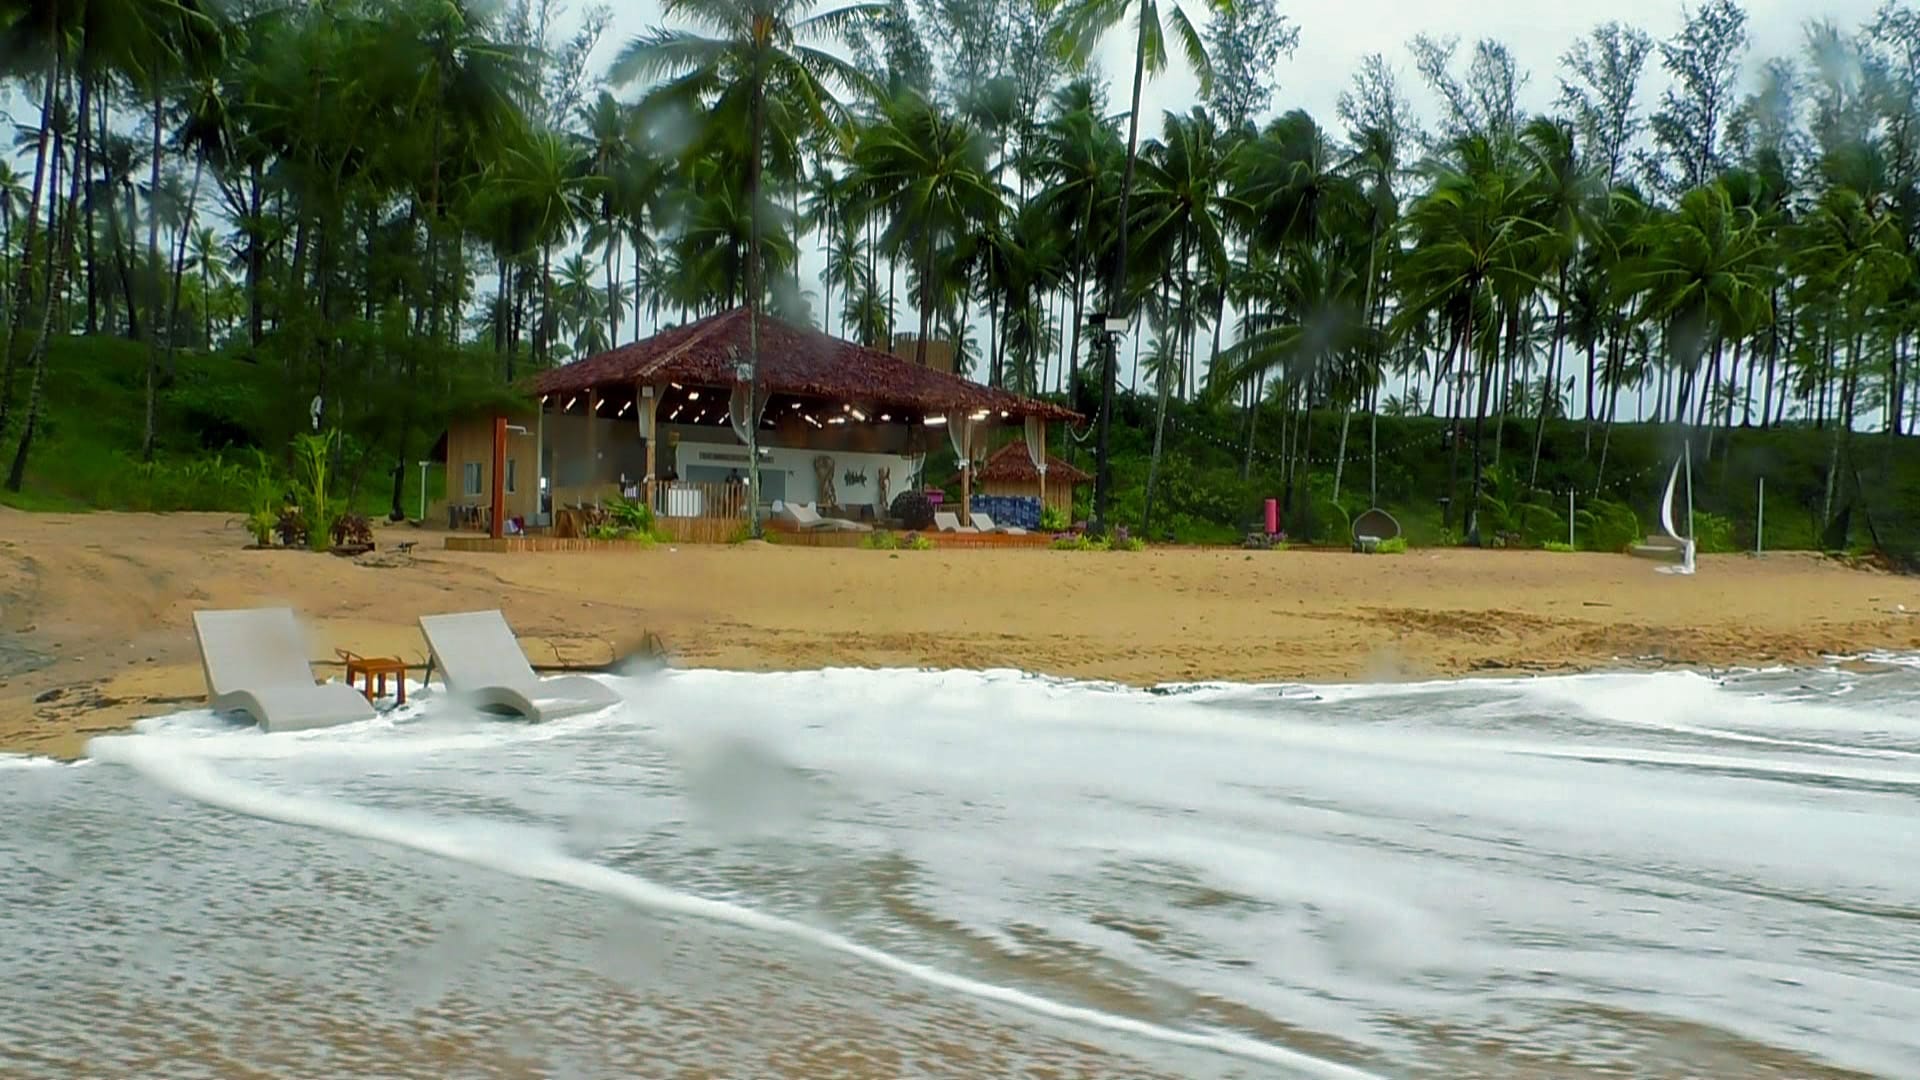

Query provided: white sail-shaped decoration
[1656,456,1696,575]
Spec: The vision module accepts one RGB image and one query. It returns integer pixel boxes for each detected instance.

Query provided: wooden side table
[336,650,407,706]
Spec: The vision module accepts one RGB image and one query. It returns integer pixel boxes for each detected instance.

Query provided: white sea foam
[0,752,85,769]
[87,731,1378,1079]
[46,664,1920,1078]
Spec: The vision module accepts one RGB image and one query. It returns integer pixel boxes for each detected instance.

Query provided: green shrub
[1693,511,1737,554]
[1039,504,1069,531]
[291,430,340,551]
[1574,498,1642,553]
[1541,540,1576,553]
[246,509,277,546]
[329,512,373,548]
[1376,536,1409,554]
[862,531,901,550]
[903,532,933,550]
[607,496,655,533]
[1116,536,1146,551]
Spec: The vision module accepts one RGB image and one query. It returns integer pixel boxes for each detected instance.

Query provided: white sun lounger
[969,512,1027,535]
[191,608,378,732]
[933,511,978,533]
[418,610,622,721]
[779,501,871,532]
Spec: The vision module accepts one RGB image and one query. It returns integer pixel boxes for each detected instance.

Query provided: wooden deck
[445,523,1059,552]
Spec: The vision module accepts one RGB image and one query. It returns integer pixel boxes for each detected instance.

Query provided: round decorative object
[889,490,935,530]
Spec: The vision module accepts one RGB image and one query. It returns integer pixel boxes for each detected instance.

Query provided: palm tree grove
[4,0,1920,559]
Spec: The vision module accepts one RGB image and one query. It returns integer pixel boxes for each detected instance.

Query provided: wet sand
[5,507,1920,759]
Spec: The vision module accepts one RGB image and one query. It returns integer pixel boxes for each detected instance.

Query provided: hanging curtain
[728,381,766,446]
[1022,415,1047,479]
[946,416,976,468]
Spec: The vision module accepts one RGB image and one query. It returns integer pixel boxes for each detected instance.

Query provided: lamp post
[732,347,761,537]
[1087,311,1128,535]
[416,460,430,522]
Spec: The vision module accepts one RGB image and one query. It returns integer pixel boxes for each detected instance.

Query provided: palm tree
[1134,107,1234,533]
[188,224,222,346]
[1394,134,1541,536]
[1031,80,1123,393]
[612,0,880,532]
[849,88,1002,367]
[1049,0,1220,532]
[498,128,589,369]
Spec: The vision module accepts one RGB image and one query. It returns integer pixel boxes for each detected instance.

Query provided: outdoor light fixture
[1104,316,1127,334]
[924,416,947,426]
[565,396,578,411]
[851,408,867,421]
[670,382,682,389]
[828,417,847,425]
[618,401,631,416]
[539,394,549,404]
[880,413,892,422]
[791,401,803,410]
[670,406,683,420]
[596,398,609,412]
[688,390,701,400]
[999,410,1009,418]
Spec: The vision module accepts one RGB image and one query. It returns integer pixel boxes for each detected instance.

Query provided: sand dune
[4,507,1919,758]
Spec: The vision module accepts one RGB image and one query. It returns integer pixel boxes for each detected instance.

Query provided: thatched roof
[533,308,1079,422]
[978,440,1092,484]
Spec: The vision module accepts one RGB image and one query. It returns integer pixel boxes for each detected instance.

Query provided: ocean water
[4,664,1919,1079]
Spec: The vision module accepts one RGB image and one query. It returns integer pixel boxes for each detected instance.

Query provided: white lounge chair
[933,511,978,534]
[418,610,623,721]
[969,512,1027,536]
[191,608,378,732]
[780,501,871,532]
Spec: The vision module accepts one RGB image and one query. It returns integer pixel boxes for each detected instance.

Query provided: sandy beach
[4,507,1920,759]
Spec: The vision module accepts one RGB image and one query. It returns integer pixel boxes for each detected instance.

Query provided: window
[463,462,482,497]
[505,458,518,494]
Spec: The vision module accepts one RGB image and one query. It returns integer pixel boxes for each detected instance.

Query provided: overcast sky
[578,0,1890,395]
[588,0,1889,144]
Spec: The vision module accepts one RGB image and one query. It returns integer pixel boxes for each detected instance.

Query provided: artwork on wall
[813,455,836,507]
[842,468,867,488]
[877,466,891,510]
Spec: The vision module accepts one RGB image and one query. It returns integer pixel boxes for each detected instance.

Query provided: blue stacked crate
[969,493,1042,530]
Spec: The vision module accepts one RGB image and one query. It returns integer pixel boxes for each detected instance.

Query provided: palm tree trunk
[8,68,73,493]
[743,62,768,536]
[1528,264,1566,488]
[1241,372,1262,481]
[161,159,202,385]
[78,76,96,336]
[914,228,934,366]
[1093,12,1152,533]
[1143,228,1191,534]
[0,68,58,442]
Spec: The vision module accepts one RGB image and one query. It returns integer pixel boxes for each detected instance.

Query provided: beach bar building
[971,441,1092,529]
[440,308,1078,544]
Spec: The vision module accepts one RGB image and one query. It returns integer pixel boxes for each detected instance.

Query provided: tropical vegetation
[3,0,1920,559]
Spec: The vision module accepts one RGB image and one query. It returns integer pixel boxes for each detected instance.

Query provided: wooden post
[639,382,658,510]
[490,414,506,539]
[1036,420,1047,514]
[534,400,545,526]
[959,419,973,526]
[586,389,600,506]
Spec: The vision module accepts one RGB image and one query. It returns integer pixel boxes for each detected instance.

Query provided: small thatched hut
[975,440,1091,522]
